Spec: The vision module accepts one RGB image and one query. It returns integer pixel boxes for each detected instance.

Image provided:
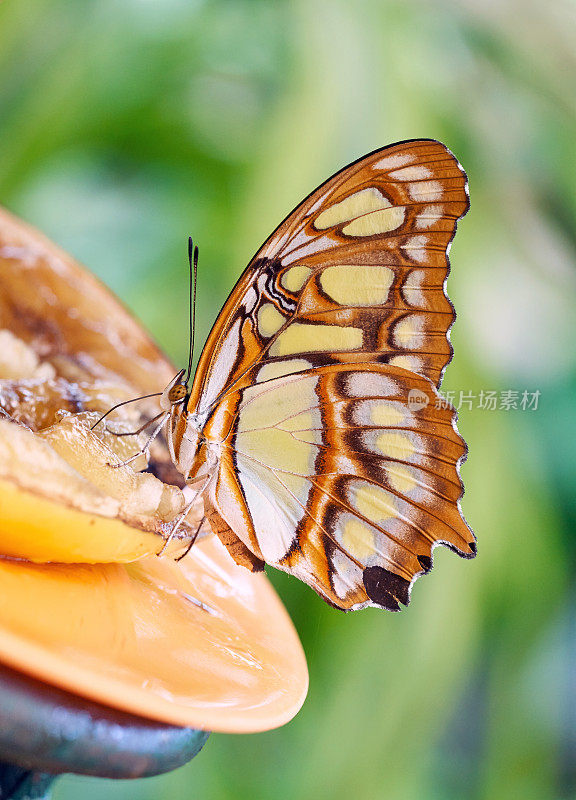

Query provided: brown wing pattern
[202,362,474,611]
[188,139,473,611]
[189,139,469,417]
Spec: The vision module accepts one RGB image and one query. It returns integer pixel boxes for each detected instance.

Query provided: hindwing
[202,362,474,611]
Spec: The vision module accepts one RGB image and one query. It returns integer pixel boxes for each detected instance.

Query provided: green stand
[0,662,209,798]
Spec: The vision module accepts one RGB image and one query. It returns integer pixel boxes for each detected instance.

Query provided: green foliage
[1,1,574,798]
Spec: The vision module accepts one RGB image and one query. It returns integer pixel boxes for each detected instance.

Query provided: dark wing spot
[417,554,432,572]
[363,566,410,611]
[468,541,477,555]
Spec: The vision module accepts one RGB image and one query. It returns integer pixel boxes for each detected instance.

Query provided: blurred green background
[1,0,575,798]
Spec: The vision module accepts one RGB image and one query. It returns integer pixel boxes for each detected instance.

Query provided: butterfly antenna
[185,236,199,386]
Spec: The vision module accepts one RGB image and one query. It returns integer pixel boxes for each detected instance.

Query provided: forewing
[190,139,469,417]
[204,363,475,611]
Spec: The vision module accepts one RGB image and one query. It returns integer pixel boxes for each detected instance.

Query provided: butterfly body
[163,139,474,611]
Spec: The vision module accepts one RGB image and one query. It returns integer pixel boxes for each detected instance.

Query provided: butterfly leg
[107,411,169,469]
[175,515,205,562]
[157,473,212,556]
[106,410,166,438]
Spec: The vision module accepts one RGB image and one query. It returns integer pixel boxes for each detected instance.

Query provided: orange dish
[0,539,307,733]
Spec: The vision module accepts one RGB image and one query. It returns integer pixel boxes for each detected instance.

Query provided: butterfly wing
[189,138,469,417]
[201,361,473,611]
[189,139,473,610]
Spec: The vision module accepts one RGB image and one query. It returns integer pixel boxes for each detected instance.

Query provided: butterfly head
[159,369,189,411]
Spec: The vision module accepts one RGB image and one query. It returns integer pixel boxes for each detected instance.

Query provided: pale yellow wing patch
[313,187,391,230]
[269,323,363,357]
[319,265,394,306]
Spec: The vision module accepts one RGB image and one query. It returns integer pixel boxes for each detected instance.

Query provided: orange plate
[0,537,308,733]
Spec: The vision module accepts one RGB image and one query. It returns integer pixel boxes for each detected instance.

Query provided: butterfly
[113,138,475,612]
